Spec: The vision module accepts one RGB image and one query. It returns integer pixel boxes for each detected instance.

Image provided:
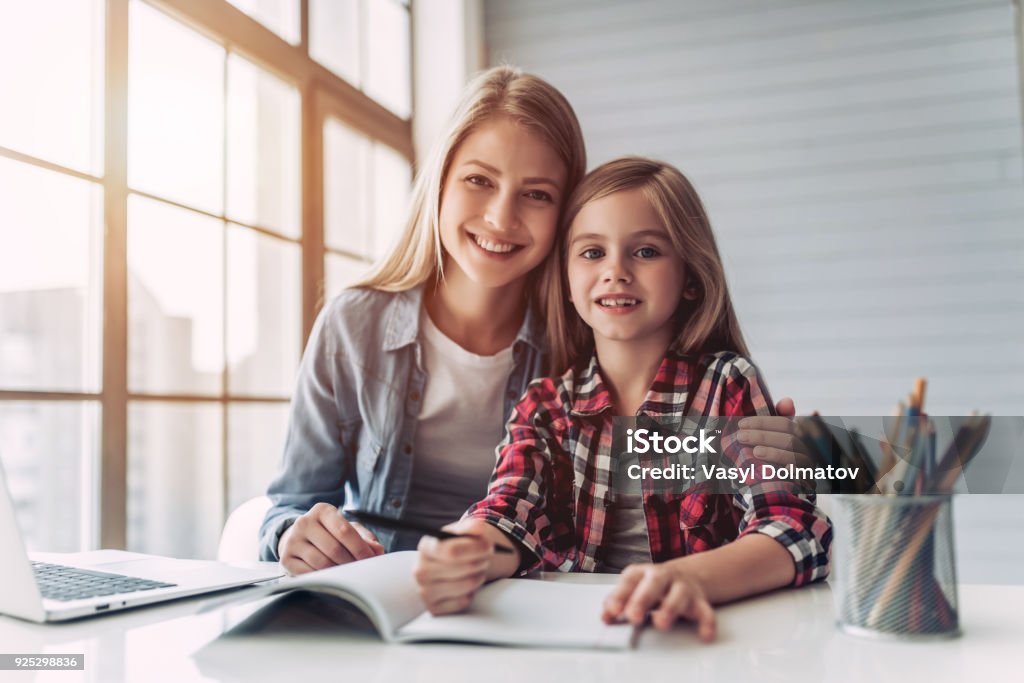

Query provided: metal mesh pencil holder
[830,495,960,640]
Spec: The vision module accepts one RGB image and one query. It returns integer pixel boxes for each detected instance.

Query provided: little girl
[414,157,832,641]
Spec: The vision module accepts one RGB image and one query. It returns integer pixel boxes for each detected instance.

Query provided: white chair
[217,496,272,563]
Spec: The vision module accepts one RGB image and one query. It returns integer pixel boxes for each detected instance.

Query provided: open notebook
[204,551,635,649]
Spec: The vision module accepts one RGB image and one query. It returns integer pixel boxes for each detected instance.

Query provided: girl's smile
[593,293,643,314]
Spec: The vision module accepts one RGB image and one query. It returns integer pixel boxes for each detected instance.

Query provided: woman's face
[438,116,567,290]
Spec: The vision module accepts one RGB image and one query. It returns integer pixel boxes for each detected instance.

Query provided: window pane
[0,158,102,392]
[0,401,98,553]
[309,0,360,85]
[227,54,301,238]
[365,0,411,118]
[227,226,301,397]
[325,252,371,302]
[227,403,289,512]
[225,0,300,45]
[128,196,224,395]
[0,0,103,174]
[128,402,222,559]
[128,0,225,213]
[324,117,371,256]
[371,143,412,260]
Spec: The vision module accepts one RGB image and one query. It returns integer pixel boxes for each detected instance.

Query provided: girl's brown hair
[354,65,586,295]
[541,156,750,373]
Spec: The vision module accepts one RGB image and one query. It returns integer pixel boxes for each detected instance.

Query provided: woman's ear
[682,278,700,301]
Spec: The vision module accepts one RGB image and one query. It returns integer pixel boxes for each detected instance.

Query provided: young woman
[260,68,805,575]
[414,158,832,641]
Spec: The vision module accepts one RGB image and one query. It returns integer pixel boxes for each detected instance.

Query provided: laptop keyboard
[31,561,177,602]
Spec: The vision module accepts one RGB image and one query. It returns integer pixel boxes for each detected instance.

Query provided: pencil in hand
[346,510,515,554]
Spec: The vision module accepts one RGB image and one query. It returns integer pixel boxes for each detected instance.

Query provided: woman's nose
[484,191,518,232]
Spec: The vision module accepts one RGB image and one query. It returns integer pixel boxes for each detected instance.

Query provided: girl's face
[566,188,692,350]
[438,117,567,290]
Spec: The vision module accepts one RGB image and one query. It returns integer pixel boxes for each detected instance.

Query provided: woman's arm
[738,397,817,468]
[259,301,382,572]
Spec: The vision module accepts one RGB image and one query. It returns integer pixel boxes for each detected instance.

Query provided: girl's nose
[484,191,518,232]
[602,256,632,283]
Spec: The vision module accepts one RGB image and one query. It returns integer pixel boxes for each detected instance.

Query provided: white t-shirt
[403,312,515,530]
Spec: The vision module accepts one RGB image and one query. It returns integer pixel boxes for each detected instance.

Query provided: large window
[0,0,413,558]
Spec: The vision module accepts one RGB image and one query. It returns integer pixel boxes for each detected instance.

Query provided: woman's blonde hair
[542,157,751,373]
[354,65,586,293]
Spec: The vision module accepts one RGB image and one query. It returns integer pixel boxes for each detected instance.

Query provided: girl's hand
[413,519,496,616]
[601,563,716,642]
[278,503,385,575]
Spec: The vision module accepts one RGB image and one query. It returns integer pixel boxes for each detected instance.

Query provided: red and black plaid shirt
[465,350,832,586]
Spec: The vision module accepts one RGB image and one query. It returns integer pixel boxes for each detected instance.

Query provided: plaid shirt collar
[569,350,696,418]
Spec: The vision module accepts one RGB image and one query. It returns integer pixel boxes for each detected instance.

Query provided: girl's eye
[466,175,492,188]
[580,247,603,260]
[635,246,660,258]
[524,189,553,202]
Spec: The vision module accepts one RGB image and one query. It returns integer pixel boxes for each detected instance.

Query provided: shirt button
[390,498,402,509]
[403,444,412,454]
[410,391,420,402]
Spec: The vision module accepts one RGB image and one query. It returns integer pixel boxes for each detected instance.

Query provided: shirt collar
[569,354,612,417]
[382,286,425,351]
[381,284,546,353]
[515,298,545,352]
[569,350,693,418]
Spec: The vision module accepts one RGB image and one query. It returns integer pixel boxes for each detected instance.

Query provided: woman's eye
[524,189,553,202]
[466,175,492,187]
[580,248,603,260]
[635,246,660,258]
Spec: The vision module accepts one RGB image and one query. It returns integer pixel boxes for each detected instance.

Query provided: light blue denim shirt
[258,285,547,560]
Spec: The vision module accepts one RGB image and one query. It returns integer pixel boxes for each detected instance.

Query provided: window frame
[0,0,415,551]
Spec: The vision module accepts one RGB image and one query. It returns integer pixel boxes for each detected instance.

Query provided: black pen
[347,510,515,554]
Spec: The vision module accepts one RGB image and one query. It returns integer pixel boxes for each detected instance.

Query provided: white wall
[483,0,1024,583]
[411,0,484,163]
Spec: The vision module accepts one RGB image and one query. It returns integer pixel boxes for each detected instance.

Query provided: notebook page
[286,551,425,638]
[201,551,425,639]
[395,579,635,649]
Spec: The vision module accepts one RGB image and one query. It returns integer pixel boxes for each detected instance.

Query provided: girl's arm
[414,519,521,615]
[413,379,576,614]
[601,533,795,641]
[602,356,832,640]
[718,355,832,587]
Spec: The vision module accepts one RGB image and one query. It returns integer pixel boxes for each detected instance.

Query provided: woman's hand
[601,563,716,642]
[736,397,814,468]
[278,503,385,575]
[413,519,499,615]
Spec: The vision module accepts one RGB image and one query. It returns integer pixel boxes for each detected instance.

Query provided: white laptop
[0,462,283,622]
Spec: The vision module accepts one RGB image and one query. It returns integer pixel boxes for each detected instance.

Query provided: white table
[1,570,1021,682]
